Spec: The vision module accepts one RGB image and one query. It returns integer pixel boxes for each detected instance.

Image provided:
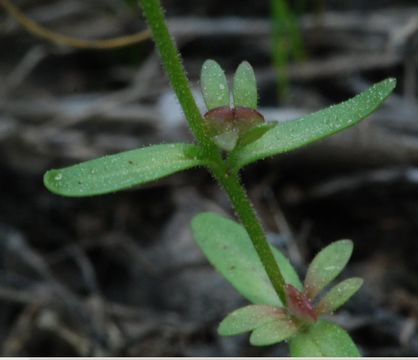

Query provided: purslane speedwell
[43,0,396,356]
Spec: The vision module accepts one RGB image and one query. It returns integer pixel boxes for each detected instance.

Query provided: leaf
[304,240,353,300]
[229,78,396,170]
[233,61,258,109]
[218,304,285,336]
[236,123,276,149]
[44,143,206,197]
[201,59,230,110]
[191,212,302,306]
[315,277,363,316]
[289,320,361,357]
[250,318,299,346]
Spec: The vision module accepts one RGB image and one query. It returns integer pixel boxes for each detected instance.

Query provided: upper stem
[139,0,214,153]
[139,0,287,305]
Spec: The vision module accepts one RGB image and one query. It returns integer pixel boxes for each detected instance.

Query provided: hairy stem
[139,0,287,305]
[212,167,287,304]
[139,0,214,152]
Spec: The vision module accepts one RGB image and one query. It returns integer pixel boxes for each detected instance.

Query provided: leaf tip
[386,77,397,89]
[217,321,230,337]
[338,239,354,254]
[201,59,218,73]
[43,169,62,195]
[350,277,364,293]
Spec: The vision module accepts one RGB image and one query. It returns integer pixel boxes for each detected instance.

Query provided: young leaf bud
[201,60,271,152]
[285,284,317,324]
[201,59,230,111]
[233,61,258,109]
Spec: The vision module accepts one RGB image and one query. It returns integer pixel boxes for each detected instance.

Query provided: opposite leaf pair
[201,59,258,111]
[43,71,396,197]
[201,60,273,152]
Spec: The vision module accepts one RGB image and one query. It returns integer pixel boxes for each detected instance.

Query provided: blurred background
[0,0,417,356]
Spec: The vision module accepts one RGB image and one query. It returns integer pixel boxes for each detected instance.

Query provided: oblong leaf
[44,143,206,197]
[201,59,230,110]
[315,277,363,316]
[233,61,258,109]
[191,212,302,306]
[229,78,396,170]
[289,320,361,357]
[304,240,353,300]
[218,304,285,336]
[250,318,299,346]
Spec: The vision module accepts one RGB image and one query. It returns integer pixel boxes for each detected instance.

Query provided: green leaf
[229,78,396,170]
[304,240,353,300]
[315,277,363,316]
[218,304,285,336]
[44,143,206,197]
[191,212,302,306]
[201,59,230,110]
[236,123,276,149]
[250,318,299,346]
[233,61,258,109]
[289,320,361,357]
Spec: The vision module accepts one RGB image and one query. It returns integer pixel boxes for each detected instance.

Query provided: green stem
[139,0,287,305]
[212,166,287,305]
[139,0,213,152]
